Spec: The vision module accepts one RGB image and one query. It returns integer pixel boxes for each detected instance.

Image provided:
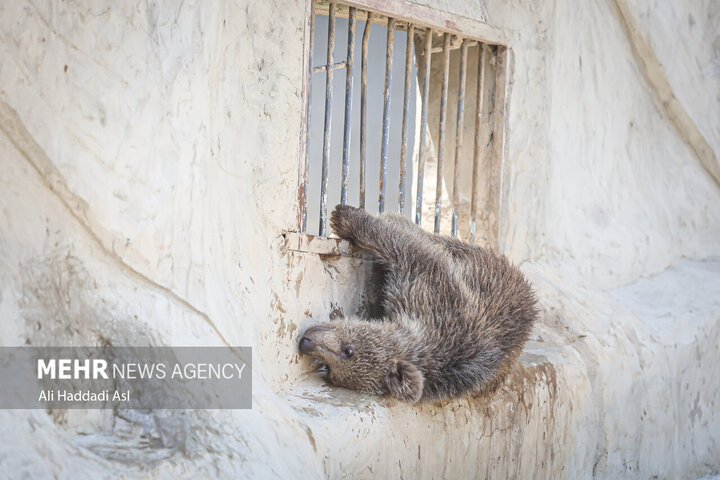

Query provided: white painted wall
[0,0,718,478]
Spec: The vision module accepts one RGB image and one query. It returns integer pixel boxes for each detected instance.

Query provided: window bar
[301,3,315,232]
[398,24,414,216]
[451,39,468,237]
[341,7,357,205]
[313,61,347,73]
[415,28,432,226]
[469,44,487,244]
[378,17,395,214]
[434,33,451,234]
[319,1,336,237]
[359,13,373,209]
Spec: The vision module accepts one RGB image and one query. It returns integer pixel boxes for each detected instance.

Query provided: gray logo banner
[0,347,252,409]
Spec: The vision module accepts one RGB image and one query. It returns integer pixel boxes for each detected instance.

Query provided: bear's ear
[386,360,424,403]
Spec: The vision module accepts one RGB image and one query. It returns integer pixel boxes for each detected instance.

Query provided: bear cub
[298,204,538,403]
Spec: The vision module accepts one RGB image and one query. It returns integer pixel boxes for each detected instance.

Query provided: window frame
[290,0,510,255]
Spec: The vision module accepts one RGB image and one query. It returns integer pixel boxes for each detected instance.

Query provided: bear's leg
[330,204,470,320]
[330,205,447,270]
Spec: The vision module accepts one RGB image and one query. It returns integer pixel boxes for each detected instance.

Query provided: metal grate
[299,1,503,244]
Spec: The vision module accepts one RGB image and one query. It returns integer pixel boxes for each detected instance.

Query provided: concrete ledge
[285,358,560,478]
[285,259,720,479]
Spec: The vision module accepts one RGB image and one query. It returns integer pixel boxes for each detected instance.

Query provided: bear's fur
[298,204,538,403]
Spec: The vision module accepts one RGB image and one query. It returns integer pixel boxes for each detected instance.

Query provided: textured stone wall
[0,0,718,478]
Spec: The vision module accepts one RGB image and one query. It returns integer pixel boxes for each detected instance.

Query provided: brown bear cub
[298,204,538,404]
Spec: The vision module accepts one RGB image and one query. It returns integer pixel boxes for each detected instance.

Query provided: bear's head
[298,319,424,403]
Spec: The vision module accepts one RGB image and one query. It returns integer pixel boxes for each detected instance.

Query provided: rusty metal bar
[378,17,395,214]
[313,61,347,73]
[319,2,336,237]
[359,13,372,209]
[434,32,451,234]
[415,28,432,226]
[469,44,487,244]
[451,39,468,237]
[301,4,315,232]
[398,24,414,216]
[341,7,357,205]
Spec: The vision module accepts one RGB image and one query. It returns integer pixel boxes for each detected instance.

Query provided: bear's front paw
[330,204,362,240]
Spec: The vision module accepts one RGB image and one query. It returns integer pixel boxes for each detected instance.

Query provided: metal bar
[378,17,395,214]
[415,28,432,226]
[434,32,451,234]
[341,7,356,205]
[319,2,336,237]
[451,39,468,237]
[313,61,347,73]
[398,24,414,216]
[301,3,315,232]
[359,13,373,209]
[469,45,487,244]
[488,46,507,249]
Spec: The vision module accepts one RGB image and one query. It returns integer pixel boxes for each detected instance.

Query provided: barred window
[297,1,507,248]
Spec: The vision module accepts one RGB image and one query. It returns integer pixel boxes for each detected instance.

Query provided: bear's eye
[341,346,354,359]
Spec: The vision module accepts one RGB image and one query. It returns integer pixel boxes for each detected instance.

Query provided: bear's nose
[298,325,332,354]
[298,336,314,354]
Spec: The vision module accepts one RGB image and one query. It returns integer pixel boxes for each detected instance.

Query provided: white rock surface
[0,0,718,478]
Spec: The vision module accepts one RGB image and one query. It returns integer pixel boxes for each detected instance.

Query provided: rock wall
[0,0,718,478]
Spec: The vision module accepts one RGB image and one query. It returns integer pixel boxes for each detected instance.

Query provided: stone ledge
[284,259,720,479]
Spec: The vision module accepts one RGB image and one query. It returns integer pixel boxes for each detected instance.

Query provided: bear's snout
[299,325,332,354]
